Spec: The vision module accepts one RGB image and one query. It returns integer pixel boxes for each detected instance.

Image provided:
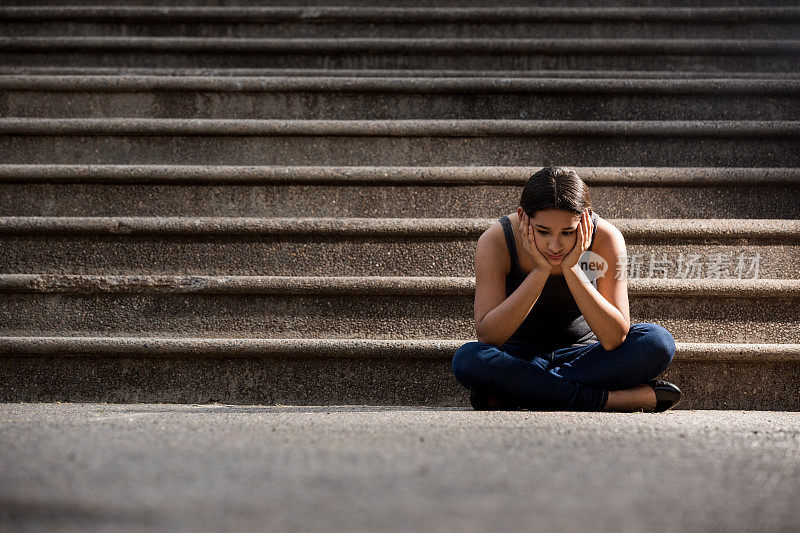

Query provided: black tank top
[498,211,601,356]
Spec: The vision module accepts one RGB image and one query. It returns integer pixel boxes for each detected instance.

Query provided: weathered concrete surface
[0,355,798,410]
[4,67,799,78]
[4,183,800,219]
[1,37,799,71]
[2,165,798,219]
[5,89,796,121]
[1,404,798,532]
[1,164,797,184]
[4,215,799,238]
[3,21,797,41]
[2,77,799,119]
[3,117,798,136]
[0,237,798,278]
[2,127,797,166]
[2,0,798,7]
[2,7,798,39]
[1,279,797,342]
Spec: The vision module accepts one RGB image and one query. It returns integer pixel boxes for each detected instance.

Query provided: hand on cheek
[562,208,590,269]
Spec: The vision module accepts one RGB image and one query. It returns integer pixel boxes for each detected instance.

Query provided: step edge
[2,118,799,137]
[3,36,800,54]
[3,67,798,79]
[1,274,797,297]
[1,216,798,240]
[0,335,797,362]
[3,75,799,94]
[1,165,798,185]
[3,6,799,23]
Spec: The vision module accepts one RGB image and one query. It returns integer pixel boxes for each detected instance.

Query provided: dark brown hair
[519,167,592,218]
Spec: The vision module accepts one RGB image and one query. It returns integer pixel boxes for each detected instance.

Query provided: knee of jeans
[452,341,487,386]
[633,322,676,372]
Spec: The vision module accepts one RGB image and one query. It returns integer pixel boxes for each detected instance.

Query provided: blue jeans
[451,322,676,411]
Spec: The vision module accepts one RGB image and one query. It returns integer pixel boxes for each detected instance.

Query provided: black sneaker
[469,387,518,411]
[645,379,682,412]
[469,387,490,410]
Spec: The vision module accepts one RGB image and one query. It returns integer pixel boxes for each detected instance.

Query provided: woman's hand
[561,208,594,271]
[519,212,553,274]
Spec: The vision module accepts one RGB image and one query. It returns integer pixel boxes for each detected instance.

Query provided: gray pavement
[1,404,798,533]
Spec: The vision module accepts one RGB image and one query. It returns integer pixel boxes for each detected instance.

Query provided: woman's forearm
[476,268,551,346]
[562,266,630,351]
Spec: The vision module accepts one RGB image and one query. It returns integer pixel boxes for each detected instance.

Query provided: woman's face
[522,208,581,263]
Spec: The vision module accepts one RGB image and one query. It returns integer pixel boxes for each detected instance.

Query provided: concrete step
[4,67,799,79]
[1,37,798,71]
[2,0,796,8]
[1,119,798,166]
[2,7,799,39]
[1,275,797,344]
[4,335,795,362]
[1,335,798,408]
[0,1,795,411]
[3,76,798,120]
[3,166,798,219]
[1,217,795,278]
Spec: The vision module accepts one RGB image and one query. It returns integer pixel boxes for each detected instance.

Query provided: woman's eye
[537,229,574,236]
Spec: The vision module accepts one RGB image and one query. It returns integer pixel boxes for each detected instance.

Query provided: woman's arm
[473,228,551,347]
[561,213,631,351]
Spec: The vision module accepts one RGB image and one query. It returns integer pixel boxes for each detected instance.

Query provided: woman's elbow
[475,320,490,345]
[475,324,504,347]
[601,329,628,351]
[475,329,496,346]
[601,338,624,351]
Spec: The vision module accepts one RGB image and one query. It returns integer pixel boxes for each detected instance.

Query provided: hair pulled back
[519,167,592,218]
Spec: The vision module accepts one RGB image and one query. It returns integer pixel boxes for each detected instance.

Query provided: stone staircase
[0,1,798,409]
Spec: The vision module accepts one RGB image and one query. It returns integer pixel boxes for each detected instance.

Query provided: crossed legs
[452,323,676,411]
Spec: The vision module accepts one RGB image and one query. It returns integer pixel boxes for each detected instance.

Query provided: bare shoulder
[592,217,628,287]
[593,216,626,256]
[591,215,630,322]
[476,219,511,274]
